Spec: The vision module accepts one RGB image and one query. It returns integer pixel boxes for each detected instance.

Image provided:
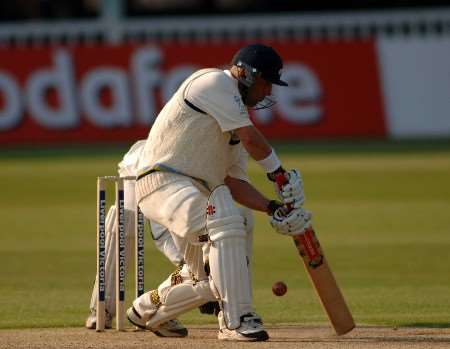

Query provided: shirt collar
[224,69,239,88]
[224,69,235,81]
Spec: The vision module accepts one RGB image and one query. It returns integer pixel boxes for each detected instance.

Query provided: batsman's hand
[270,206,312,236]
[274,169,305,208]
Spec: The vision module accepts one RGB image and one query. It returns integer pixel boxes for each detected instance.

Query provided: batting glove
[270,207,312,236]
[273,169,305,208]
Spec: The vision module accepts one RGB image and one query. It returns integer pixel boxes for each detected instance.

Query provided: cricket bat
[275,173,355,335]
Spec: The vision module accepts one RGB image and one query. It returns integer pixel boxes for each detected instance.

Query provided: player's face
[245,76,273,107]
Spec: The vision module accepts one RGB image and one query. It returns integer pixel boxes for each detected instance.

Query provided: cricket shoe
[85,310,113,329]
[217,311,269,342]
[153,319,188,337]
[126,306,188,337]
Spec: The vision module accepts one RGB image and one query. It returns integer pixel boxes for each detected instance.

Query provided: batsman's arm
[234,126,307,208]
[234,125,292,198]
[225,176,276,214]
[234,125,273,161]
[234,126,287,177]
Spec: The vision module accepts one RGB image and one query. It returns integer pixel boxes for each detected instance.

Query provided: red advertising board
[0,41,386,145]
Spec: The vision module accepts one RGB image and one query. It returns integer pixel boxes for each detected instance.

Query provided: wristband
[267,166,285,182]
[257,149,281,173]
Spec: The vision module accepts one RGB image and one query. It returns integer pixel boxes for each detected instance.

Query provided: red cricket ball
[272,281,287,296]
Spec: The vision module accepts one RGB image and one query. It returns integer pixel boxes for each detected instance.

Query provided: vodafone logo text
[0,41,384,144]
[0,47,195,132]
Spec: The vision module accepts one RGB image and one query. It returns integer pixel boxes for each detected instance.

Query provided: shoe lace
[240,313,263,328]
[166,319,182,328]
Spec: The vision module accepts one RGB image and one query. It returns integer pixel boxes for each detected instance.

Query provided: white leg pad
[132,264,216,330]
[239,207,254,303]
[145,280,216,329]
[207,185,253,330]
[239,207,254,262]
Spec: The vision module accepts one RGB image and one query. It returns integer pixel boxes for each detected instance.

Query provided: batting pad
[207,185,253,329]
[239,207,254,303]
[145,280,216,329]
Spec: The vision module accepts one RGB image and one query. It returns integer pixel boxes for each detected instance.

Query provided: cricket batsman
[126,44,312,341]
[85,140,246,335]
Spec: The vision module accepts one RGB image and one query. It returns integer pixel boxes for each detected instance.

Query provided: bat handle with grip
[275,171,320,262]
[275,171,312,239]
[274,172,293,211]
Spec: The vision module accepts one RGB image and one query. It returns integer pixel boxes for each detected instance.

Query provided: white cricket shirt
[137,68,251,199]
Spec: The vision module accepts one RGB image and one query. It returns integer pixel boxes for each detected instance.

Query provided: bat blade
[293,228,355,335]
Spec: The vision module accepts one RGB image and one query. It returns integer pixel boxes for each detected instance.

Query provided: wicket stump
[96,175,145,331]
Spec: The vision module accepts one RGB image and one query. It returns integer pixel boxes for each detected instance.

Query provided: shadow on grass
[402,322,450,328]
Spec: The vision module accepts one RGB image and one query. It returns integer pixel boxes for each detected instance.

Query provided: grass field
[1,140,449,330]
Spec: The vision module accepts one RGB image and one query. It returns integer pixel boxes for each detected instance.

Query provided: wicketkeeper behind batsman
[128,44,312,342]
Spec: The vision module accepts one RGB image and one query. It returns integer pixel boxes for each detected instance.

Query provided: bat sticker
[294,228,324,268]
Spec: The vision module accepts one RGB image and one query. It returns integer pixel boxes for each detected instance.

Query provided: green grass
[1,141,450,329]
